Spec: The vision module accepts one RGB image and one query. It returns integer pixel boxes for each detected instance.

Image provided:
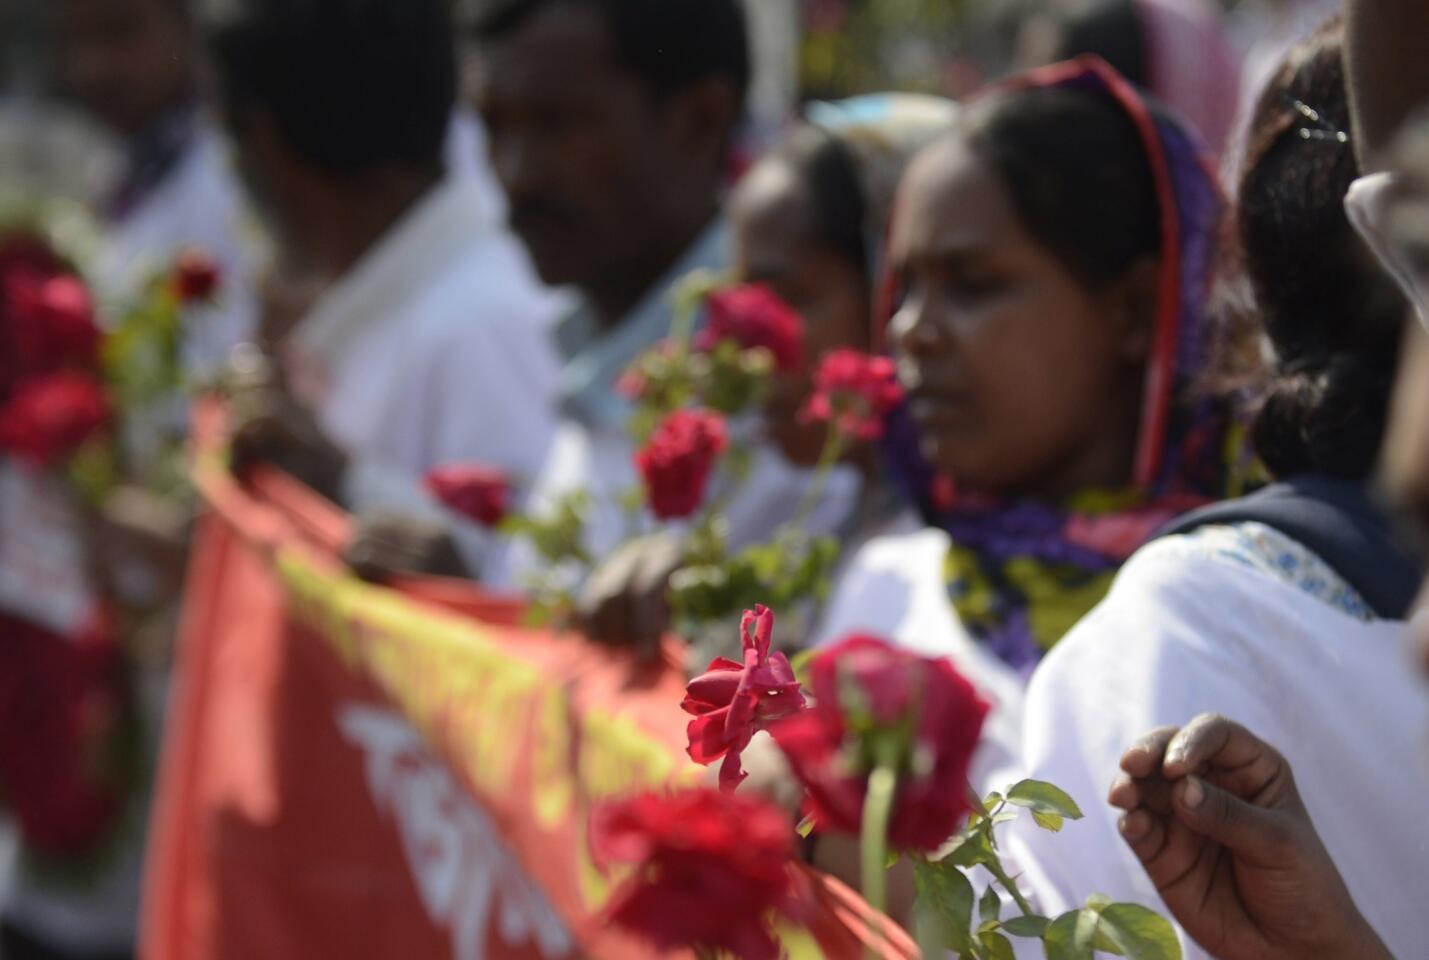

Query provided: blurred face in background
[55,0,192,137]
[730,154,871,467]
[470,1,728,296]
[888,135,1150,500]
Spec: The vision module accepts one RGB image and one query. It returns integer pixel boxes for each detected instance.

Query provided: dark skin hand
[575,532,683,657]
[1109,714,1392,960]
[343,510,470,583]
[229,386,348,505]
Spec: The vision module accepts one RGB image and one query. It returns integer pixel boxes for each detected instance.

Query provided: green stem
[984,855,1034,918]
[788,425,845,535]
[861,763,898,958]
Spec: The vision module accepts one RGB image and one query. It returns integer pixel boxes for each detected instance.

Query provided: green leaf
[912,857,975,953]
[939,830,996,869]
[1094,903,1182,960]
[979,886,1001,924]
[788,649,816,690]
[977,920,1002,935]
[1032,809,1065,832]
[1044,911,1095,960]
[795,813,817,839]
[978,931,1016,960]
[1000,915,1049,938]
[1006,780,1085,820]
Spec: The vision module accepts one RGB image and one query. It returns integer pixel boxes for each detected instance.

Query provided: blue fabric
[553,218,728,431]
[1158,474,1425,620]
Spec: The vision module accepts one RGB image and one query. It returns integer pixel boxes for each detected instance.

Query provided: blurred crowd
[3,0,1429,958]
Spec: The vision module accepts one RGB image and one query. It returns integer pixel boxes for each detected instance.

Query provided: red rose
[697,283,806,373]
[591,787,806,960]
[172,249,222,304]
[0,612,128,857]
[425,463,510,527]
[0,236,69,396]
[7,271,101,375]
[0,373,112,468]
[635,407,728,521]
[800,349,904,442]
[770,634,989,852]
[682,605,807,789]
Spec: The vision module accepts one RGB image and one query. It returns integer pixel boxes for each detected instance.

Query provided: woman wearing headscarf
[813,56,1246,782]
[1005,26,1428,959]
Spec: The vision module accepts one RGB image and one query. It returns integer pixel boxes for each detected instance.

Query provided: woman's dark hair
[767,126,870,279]
[1238,20,1406,480]
[957,84,1162,291]
[202,0,455,178]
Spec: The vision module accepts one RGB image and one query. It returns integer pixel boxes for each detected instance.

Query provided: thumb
[1173,775,1288,862]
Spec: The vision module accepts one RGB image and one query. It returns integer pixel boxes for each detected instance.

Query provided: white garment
[96,120,260,381]
[496,420,863,595]
[444,106,509,225]
[1007,523,1429,959]
[812,518,1029,795]
[1346,172,1429,330]
[284,174,565,576]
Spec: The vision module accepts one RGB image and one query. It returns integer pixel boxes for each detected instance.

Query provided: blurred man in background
[207,0,565,578]
[56,0,257,371]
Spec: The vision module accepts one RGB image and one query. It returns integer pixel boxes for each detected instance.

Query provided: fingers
[578,542,656,648]
[344,514,466,581]
[1108,773,1141,812]
[1169,774,1290,867]
[1163,714,1291,801]
[1120,726,1180,778]
[577,537,678,654]
[1117,808,1168,865]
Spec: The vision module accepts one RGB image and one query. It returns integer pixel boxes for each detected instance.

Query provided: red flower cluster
[683,605,807,789]
[425,463,511,528]
[0,234,111,468]
[0,372,112,468]
[800,349,904,442]
[0,612,129,857]
[771,634,989,852]
[172,250,222,305]
[697,283,806,373]
[591,787,805,960]
[9,273,101,374]
[1,238,101,398]
[634,407,728,521]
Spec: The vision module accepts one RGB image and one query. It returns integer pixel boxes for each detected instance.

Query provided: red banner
[140,408,917,960]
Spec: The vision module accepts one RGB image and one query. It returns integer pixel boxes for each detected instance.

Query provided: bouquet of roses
[0,225,221,865]
[427,274,902,641]
[586,604,1184,960]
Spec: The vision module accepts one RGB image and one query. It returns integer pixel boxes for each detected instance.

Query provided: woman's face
[731,157,872,467]
[888,137,1150,499]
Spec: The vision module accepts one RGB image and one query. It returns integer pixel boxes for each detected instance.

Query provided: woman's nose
[890,293,943,357]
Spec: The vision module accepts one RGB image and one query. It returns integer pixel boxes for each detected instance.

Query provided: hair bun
[1253,354,1395,479]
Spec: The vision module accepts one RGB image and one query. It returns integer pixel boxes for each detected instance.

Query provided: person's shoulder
[1029,522,1353,706]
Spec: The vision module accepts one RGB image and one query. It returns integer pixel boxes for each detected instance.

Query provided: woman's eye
[946,273,1004,300]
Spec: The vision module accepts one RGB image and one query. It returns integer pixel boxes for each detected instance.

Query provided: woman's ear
[1109,256,1161,364]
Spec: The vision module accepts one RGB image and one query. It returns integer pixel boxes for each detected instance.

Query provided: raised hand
[1108,714,1391,960]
